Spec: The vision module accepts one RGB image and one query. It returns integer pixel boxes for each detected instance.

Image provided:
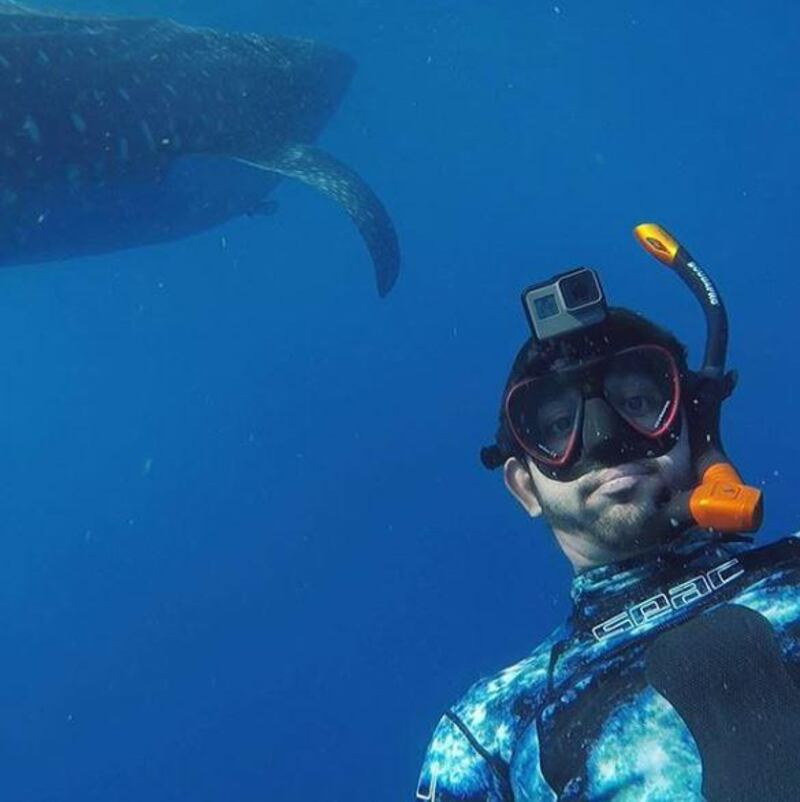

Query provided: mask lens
[506,378,582,464]
[603,346,679,435]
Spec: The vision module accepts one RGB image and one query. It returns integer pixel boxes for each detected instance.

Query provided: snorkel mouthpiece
[634,223,762,534]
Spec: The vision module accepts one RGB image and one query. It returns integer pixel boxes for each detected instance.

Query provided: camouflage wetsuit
[416,531,800,801]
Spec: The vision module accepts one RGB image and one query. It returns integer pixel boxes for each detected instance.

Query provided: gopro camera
[521,268,607,341]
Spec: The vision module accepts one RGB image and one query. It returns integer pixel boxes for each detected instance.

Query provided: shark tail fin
[236,144,399,297]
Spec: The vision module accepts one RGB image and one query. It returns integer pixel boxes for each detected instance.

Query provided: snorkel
[633,224,763,535]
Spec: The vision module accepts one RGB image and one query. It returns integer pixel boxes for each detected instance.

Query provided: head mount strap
[480,445,506,470]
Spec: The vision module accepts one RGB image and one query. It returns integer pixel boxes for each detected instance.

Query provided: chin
[592,498,662,551]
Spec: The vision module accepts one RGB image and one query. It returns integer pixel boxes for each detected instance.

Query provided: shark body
[0,3,399,295]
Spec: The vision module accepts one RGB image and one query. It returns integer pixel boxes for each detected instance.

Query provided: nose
[582,398,641,466]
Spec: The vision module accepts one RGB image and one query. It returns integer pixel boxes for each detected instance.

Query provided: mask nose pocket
[581,397,630,463]
[645,604,800,802]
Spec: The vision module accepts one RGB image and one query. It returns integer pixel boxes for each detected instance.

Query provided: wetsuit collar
[569,530,753,623]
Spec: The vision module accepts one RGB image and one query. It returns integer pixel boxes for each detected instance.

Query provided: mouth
[588,464,654,498]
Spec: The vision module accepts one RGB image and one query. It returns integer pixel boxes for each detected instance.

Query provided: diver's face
[504,410,694,570]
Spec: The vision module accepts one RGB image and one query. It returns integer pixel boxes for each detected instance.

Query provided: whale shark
[0,2,400,295]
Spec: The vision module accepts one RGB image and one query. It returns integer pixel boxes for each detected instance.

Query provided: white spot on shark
[37,49,50,65]
[70,111,87,134]
[22,115,41,145]
[0,53,10,69]
[139,119,155,151]
[117,87,131,101]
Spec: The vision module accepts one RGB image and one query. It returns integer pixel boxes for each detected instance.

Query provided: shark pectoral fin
[236,145,399,297]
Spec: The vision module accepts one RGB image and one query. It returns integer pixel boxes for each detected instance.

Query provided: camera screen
[533,294,559,320]
[560,271,601,310]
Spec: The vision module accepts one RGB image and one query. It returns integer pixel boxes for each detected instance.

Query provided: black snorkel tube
[635,224,728,378]
[634,224,763,534]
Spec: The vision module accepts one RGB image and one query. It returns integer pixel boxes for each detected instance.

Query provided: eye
[547,415,574,436]
[606,373,664,420]
[538,407,577,445]
[620,394,652,415]
[529,386,582,450]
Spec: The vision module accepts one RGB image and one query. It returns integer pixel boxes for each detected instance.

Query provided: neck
[553,528,664,574]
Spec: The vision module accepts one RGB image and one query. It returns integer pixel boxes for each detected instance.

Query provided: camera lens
[559,270,601,310]
[533,293,559,320]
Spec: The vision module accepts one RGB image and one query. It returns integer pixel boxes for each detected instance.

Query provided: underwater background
[1,1,798,799]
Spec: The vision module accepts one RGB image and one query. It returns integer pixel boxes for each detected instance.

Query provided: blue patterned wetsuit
[415,532,800,801]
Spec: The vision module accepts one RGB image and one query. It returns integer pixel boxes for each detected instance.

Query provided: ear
[503,457,543,518]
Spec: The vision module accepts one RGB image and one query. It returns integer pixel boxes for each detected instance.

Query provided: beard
[539,476,671,559]
[585,497,665,553]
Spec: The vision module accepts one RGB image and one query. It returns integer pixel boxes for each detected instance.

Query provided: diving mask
[505,344,682,479]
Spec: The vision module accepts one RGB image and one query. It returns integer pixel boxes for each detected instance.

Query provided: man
[415,227,800,801]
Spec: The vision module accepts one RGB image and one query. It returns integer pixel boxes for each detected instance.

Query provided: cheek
[657,425,693,484]
[531,469,585,515]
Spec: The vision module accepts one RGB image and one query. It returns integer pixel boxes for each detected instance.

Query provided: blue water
[2,1,798,799]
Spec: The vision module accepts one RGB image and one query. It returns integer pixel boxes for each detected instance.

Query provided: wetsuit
[415,531,800,801]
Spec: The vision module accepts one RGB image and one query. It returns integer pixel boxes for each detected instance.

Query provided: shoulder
[416,629,564,799]
[450,632,561,755]
[730,534,800,624]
